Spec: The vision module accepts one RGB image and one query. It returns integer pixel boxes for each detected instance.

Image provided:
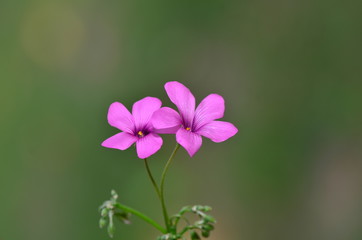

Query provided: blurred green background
[1,0,362,239]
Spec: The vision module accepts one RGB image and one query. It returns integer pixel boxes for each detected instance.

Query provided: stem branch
[160,144,181,231]
[144,159,161,199]
[114,203,167,233]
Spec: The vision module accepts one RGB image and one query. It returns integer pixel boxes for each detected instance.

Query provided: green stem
[160,143,181,232]
[174,215,190,228]
[179,225,198,236]
[144,159,161,198]
[114,203,167,234]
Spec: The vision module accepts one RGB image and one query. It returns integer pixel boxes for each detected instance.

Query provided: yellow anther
[185,127,191,131]
[137,131,144,136]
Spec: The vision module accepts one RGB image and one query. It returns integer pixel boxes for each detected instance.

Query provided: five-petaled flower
[152,81,238,157]
[101,97,163,159]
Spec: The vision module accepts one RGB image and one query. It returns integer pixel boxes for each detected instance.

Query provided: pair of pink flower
[102,81,238,159]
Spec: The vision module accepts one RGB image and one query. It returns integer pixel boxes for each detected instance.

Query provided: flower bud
[111,189,118,200]
[101,208,108,217]
[99,218,107,228]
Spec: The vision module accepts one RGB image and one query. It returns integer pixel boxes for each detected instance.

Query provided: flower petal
[136,133,163,159]
[151,107,182,133]
[194,94,225,131]
[153,126,180,134]
[101,132,138,150]
[176,128,202,157]
[107,102,135,133]
[164,81,195,128]
[132,97,162,130]
[197,121,238,143]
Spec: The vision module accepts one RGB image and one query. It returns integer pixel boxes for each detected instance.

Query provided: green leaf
[201,230,210,238]
[203,215,216,223]
[107,222,115,238]
[190,231,201,240]
[114,212,131,224]
[107,210,115,238]
[202,223,214,231]
[179,206,192,215]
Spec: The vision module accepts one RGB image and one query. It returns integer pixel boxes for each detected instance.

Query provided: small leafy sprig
[99,190,216,239]
[99,190,131,238]
[160,205,216,240]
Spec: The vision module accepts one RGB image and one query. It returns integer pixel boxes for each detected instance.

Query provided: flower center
[185,127,191,131]
[137,131,144,137]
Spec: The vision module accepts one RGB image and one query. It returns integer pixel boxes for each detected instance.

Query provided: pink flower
[152,81,238,157]
[102,97,163,159]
